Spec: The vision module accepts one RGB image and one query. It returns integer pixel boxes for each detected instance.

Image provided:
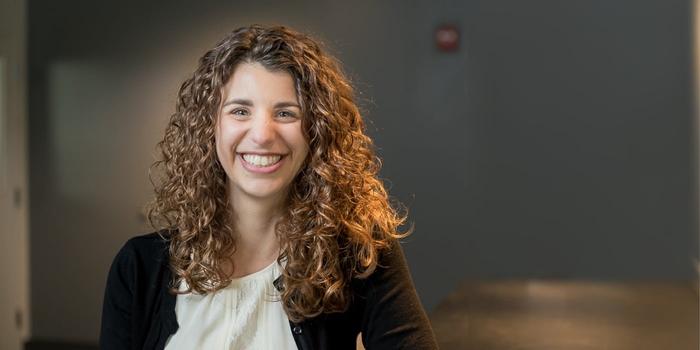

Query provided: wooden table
[430,280,699,350]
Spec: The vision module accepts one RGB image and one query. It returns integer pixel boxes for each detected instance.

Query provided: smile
[242,154,282,167]
[238,153,286,174]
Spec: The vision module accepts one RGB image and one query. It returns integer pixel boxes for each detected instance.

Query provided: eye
[277,110,297,119]
[230,108,250,118]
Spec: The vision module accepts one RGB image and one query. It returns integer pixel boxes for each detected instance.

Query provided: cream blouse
[164,260,298,350]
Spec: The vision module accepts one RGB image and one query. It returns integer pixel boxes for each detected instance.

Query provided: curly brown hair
[147,24,411,322]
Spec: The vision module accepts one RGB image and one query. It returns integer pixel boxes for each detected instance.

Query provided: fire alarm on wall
[435,24,459,52]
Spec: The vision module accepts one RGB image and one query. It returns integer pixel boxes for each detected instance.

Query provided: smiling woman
[99,25,438,350]
[216,62,309,205]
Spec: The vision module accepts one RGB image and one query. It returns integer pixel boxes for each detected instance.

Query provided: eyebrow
[222,98,301,109]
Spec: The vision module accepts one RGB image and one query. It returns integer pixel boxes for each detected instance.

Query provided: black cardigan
[99,232,439,349]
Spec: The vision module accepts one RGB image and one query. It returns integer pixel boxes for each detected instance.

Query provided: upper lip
[238,152,286,156]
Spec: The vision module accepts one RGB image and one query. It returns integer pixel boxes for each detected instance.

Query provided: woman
[100,24,438,350]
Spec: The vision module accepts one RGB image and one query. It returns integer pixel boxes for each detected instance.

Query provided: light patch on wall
[47,61,124,201]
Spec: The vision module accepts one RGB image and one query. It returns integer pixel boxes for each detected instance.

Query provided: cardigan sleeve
[100,239,136,350]
[360,238,439,349]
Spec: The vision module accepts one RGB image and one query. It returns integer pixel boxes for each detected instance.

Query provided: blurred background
[1,0,698,349]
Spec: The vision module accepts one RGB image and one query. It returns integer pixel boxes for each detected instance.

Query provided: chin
[238,183,287,200]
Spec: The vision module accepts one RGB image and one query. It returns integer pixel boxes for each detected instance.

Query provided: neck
[227,186,286,275]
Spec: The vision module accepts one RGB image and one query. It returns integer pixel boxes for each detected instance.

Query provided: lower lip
[238,154,285,174]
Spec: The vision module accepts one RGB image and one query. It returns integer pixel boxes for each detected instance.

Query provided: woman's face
[215,62,309,204]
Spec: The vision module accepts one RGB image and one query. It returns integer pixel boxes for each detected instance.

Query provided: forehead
[222,62,298,102]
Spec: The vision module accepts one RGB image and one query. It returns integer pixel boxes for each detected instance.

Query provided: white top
[164,260,298,350]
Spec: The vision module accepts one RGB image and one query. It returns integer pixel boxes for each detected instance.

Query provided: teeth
[242,154,282,167]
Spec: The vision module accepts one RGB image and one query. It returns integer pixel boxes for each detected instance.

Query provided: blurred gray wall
[28,0,697,343]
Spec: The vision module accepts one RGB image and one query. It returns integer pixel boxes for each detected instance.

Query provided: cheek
[214,135,225,156]
[294,141,310,173]
[289,131,309,159]
[214,136,228,171]
[299,142,310,160]
[287,123,307,148]
[215,126,236,167]
[216,121,245,153]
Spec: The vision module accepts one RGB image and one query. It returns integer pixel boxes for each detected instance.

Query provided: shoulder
[349,238,410,297]
[372,237,410,277]
[108,231,172,282]
[102,231,176,348]
[123,230,170,251]
[357,238,439,348]
[117,231,170,259]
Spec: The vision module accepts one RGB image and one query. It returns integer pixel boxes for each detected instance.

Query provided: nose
[249,112,276,146]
